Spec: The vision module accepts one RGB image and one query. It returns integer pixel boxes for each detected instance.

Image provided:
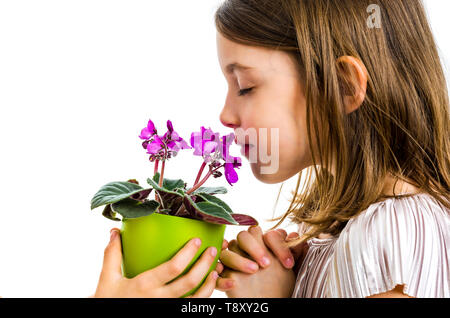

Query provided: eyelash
[238,87,253,97]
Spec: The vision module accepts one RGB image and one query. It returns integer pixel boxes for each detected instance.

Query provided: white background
[0,0,448,297]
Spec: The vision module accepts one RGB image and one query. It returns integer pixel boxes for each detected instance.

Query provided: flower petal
[171,130,180,141]
[147,135,164,154]
[139,120,158,140]
[167,140,180,152]
[167,120,174,132]
[139,127,152,140]
[147,120,157,134]
[221,133,235,161]
[191,131,202,149]
[178,138,191,150]
[203,141,217,155]
[147,143,162,155]
[224,162,239,185]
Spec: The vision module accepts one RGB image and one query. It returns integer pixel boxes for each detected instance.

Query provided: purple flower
[139,119,157,140]
[224,157,242,185]
[163,120,191,153]
[190,127,221,160]
[139,119,191,161]
[146,134,165,155]
[220,133,242,186]
[220,133,236,162]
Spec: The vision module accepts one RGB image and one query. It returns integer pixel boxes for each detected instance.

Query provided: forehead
[216,32,296,76]
[216,32,269,72]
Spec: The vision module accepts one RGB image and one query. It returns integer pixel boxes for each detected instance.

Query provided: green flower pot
[120,212,226,297]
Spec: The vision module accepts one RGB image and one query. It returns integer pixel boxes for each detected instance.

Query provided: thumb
[100,228,123,280]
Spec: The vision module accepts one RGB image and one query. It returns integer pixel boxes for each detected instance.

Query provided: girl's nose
[221,120,239,129]
[220,108,240,129]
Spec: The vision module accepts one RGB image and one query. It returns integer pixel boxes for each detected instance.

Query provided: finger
[237,230,271,268]
[215,277,235,292]
[248,225,263,239]
[276,228,288,238]
[100,228,123,280]
[248,225,269,247]
[287,232,300,240]
[228,240,248,258]
[219,249,259,274]
[189,270,219,298]
[215,262,224,274]
[263,230,294,269]
[167,246,218,297]
[222,239,229,250]
[144,238,202,285]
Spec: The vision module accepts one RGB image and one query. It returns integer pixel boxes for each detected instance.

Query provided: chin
[250,163,293,184]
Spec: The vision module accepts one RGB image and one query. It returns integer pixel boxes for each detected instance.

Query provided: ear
[336,56,368,114]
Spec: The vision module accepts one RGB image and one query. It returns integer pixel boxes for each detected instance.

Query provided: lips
[240,143,253,156]
[234,135,254,156]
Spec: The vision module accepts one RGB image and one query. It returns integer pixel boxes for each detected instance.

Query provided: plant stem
[158,144,168,187]
[154,159,159,177]
[173,203,184,216]
[154,159,161,204]
[155,191,165,209]
[187,170,212,195]
[194,161,207,185]
[186,164,224,195]
[159,160,166,187]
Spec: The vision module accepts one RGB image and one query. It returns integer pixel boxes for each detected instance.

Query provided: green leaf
[152,172,186,191]
[196,193,233,214]
[111,199,160,219]
[147,177,184,197]
[191,186,228,195]
[102,204,121,222]
[90,181,147,210]
[184,195,237,225]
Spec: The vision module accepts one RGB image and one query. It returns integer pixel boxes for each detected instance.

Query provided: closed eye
[238,87,253,97]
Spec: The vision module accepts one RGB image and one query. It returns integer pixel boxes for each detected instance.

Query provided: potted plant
[90,119,258,297]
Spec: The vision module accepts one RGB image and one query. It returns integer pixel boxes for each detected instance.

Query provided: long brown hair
[215,0,450,243]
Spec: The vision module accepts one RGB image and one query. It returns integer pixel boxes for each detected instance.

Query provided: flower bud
[212,171,223,178]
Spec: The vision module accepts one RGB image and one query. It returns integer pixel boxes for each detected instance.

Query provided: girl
[213,0,449,298]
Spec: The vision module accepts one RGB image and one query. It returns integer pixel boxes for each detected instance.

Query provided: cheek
[248,121,311,184]
[278,125,310,170]
[242,79,312,182]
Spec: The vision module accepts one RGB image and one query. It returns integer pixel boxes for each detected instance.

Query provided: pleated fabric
[292,193,449,298]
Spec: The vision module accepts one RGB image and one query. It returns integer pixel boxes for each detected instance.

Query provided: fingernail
[285,257,294,268]
[247,262,258,272]
[261,256,271,267]
[193,238,202,247]
[210,247,217,257]
[110,230,118,242]
[212,271,219,279]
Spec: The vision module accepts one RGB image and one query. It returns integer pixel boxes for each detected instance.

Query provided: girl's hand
[216,226,296,298]
[262,229,310,276]
[94,228,221,298]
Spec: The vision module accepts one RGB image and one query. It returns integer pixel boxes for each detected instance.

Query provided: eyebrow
[226,62,253,74]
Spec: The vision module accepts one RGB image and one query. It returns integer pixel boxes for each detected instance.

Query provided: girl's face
[217,32,312,184]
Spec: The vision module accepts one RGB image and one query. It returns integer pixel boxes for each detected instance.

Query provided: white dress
[292,193,450,298]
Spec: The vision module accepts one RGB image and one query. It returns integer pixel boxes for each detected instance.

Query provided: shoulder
[343,193,449,243]
[327,193,450,298]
